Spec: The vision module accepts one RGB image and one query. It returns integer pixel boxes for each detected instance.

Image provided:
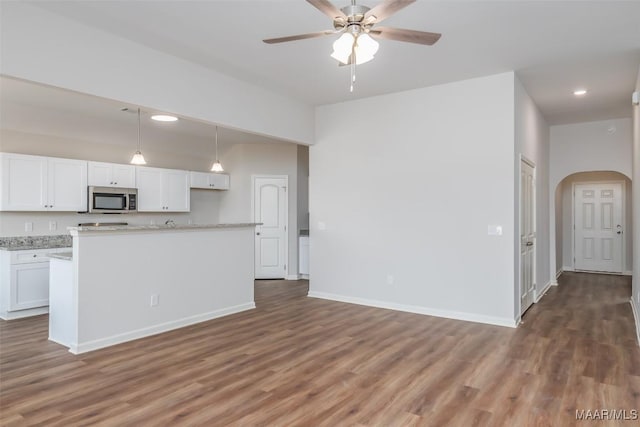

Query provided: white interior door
[520,160,536,315]
[253,176,287,279]
[574,183,623,273]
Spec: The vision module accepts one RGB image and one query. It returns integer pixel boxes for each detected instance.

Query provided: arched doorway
[553,171,632,276]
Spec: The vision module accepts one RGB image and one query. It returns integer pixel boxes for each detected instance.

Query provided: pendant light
[130,108,147,165]
[210,126,224,173]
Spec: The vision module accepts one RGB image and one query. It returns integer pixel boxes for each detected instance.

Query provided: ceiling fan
[263,0,441,69]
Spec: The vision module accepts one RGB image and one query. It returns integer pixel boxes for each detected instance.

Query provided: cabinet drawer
[11,248,68,264]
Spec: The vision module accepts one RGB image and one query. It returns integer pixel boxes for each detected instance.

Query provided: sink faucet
[165,219,176,227]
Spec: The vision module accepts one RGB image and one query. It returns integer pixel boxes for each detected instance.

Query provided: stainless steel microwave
[88,186,137,213]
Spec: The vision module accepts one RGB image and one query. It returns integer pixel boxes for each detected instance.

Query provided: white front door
[574,182,623,273]
[253,176,288,279]
[520,160,536,314]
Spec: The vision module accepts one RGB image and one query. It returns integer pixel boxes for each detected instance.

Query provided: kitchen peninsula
[49,223,257,354]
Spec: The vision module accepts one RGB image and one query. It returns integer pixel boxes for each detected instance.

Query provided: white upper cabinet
[189,171,230,190]
[47,158,88,211]
[0,153,87,212]
[88,161,136,188]
[136,166,190,212]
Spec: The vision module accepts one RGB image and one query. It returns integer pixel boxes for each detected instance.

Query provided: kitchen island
[49,223,257,354]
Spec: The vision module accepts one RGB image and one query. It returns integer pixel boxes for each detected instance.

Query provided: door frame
[571,179,626,273]
[519,156,536,316]
[251,174,289,279]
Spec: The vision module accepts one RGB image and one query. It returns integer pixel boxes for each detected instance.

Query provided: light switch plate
[318,221,326,231]
[24,222,33,232]
[49,221,57,231]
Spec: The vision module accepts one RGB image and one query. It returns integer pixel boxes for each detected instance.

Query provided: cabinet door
[48,158,88,211]
[165,169,190,212]
[87,161,113,187]
[0,153,47,211]
[189,171,210,189]
[136,167,165,211]
[10,263,50,310]
[111,164,136,188]
[210,173,230,190]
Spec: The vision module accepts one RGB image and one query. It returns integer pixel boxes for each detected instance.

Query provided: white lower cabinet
[0,248,69,319]
[10,263,50,310]
[299,236,309,276]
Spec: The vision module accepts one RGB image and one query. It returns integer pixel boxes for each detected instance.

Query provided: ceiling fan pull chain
[350,61,355,92]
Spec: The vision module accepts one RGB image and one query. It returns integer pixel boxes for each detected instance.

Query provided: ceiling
[27,0,640,126]
[0,76,291,150]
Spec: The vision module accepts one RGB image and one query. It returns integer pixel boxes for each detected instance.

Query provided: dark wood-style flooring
[1,272,638,426]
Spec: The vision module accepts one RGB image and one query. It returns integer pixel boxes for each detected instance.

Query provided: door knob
[526,242,533,246]
[256,232,261,235]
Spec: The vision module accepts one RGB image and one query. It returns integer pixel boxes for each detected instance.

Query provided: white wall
[554,186,563,275]
[514,76,551,312]
[310,72,517,326]
[558,172,632,272]
[549,118,633,277]
[70,226,255,353]
[217,142,300,277]
[0,2,314,145]
[632,67,640,333]
[297,145,309,232]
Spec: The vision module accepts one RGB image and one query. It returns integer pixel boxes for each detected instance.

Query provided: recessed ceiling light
[573,89,587,96]
[151,114,178,122]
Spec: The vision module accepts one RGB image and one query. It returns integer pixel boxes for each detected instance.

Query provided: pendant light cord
[215,126,219,161]
[137,108,141,151]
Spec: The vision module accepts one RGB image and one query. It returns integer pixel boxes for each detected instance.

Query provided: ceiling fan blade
[307,0,346,20]
[369,27,441,45]
[364,0,416,24]
[263,31,335,44]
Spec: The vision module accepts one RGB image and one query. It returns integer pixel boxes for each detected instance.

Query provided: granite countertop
[0,235,72,251]
[48,251,73,261]
[69,223,260,233]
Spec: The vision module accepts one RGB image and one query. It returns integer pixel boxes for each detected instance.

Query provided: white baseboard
[623,270,633,276]
[286,274,300,280]
[630,298,640,347]
[0,306,49,320]
[534,281,553,303]
[562,266,575,272]
[69,302,256,354]
[300,274,309,280]
[307,291,517,328]
[556,269,563,279]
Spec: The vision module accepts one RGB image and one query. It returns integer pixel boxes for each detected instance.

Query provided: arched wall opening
[553,171,632,276]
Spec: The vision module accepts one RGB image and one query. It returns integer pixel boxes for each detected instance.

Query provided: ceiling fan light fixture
[355,33,379,57]
[331,32,355,64]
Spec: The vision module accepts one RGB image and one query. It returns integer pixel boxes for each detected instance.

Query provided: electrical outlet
[49,221,57,231]
[387,274,394,285]
[150,294,159,307]
[24,222,33,232]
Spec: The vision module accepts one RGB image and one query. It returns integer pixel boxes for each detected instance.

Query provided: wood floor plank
[0,273,637,425]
